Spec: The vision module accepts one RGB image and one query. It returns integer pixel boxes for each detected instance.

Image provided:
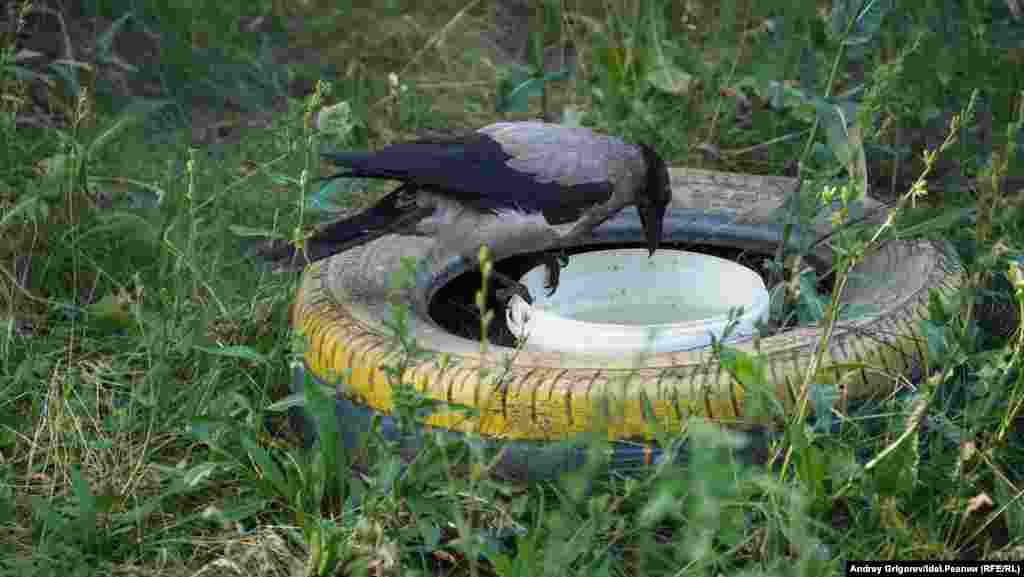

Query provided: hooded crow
[258,121,672,302]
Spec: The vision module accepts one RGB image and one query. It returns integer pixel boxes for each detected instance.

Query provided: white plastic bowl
[505,249,769,355]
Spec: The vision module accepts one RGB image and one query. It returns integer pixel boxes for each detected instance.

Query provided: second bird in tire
[258,121,673,303]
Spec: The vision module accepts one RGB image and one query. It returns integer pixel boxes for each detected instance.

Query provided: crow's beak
[641,202,665,257]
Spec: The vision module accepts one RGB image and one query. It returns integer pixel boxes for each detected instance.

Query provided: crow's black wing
[256,184,434,270]
[322,123,641,225]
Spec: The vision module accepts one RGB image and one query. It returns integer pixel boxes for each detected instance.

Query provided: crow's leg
[478,248,570,305]
[492,250,569,303]
[491,270,534,305]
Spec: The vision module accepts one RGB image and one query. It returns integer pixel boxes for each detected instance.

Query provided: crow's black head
[636,144,671,256]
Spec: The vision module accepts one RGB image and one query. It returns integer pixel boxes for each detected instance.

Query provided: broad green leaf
[809,383,840,433]
[36,152,76,181]
[496,67,568,113]
[815,99,853,168]
[0,194,42,227]
[896,206,976,239]
[266,392,307,412]
[815,99,867,192]
[542,69,571,83]
[866,398,922,499]
[240,433,292,499]
[69,466,99,548]
[84,211,162,246]
[920,319,947,368]
[85,291,137,332]
[647,63,693,95]
[797,270,826,324]
[88,98,172,155]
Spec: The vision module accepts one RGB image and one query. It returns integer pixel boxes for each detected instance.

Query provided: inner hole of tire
[428,243,834,348]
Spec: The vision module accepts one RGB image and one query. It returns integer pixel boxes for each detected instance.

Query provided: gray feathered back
[478,122,646,189]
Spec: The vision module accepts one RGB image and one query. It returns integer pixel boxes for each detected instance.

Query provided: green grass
[2,1,1024,575]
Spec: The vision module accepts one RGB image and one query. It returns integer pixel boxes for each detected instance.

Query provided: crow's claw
[541,251,567,296]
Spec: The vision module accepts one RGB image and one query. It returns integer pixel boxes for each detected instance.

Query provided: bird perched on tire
[257,121,672,303]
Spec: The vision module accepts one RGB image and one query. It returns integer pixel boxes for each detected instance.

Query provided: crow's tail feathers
[320,151,408,182]
[254,185,431,272]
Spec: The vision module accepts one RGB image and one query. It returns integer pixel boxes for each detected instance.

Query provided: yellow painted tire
[292,168,961,474]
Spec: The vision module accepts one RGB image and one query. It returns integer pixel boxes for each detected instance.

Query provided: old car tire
[290,168,962,478]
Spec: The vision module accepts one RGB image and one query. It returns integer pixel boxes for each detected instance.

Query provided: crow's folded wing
[322,122,646,226]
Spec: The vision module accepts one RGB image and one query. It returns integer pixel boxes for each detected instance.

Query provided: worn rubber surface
[291,168,961,475]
